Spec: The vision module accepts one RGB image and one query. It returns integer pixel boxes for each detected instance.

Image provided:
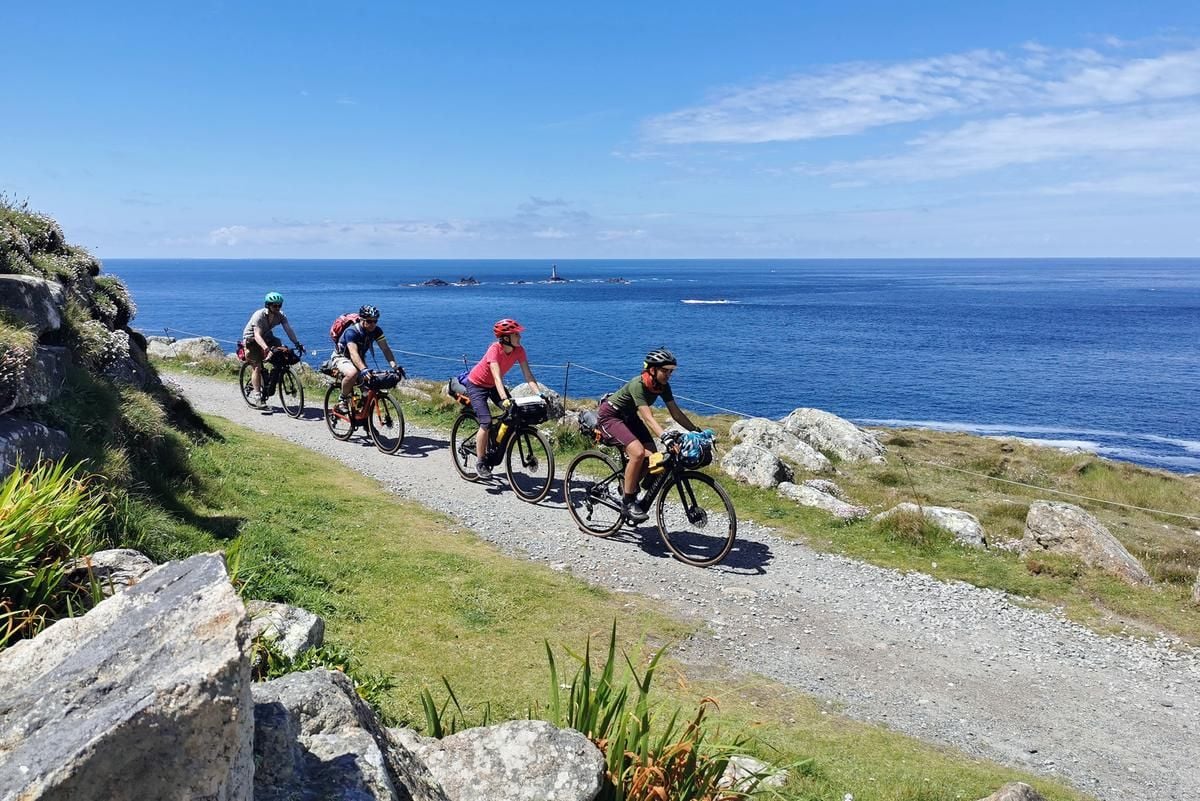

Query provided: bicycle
[237,344,305,417]
[322,367,406,454]
[447,376,554,504]
[563,416,736,567]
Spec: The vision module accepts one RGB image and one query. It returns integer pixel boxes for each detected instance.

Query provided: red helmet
[493,318,525,337]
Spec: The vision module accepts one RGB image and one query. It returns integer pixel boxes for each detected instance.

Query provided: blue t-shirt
[337,323,386,356]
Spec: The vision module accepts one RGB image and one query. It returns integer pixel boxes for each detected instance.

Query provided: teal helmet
[264,292,284,306]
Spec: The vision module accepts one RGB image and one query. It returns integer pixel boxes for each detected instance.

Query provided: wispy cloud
[207,220,476,247]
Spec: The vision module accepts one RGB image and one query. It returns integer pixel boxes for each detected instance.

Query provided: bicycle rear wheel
[564,451,624,536]
[279,370,304,418]
[449,413,481,480]
[369,394,405,454]
[655,471,737,567]
[238,362,257,408]
[323,384,355,440]
[505,427,553,503]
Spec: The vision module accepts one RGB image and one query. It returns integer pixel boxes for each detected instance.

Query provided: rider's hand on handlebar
[501,397,514,410]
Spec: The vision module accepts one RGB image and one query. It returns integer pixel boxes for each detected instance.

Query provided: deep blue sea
[106,259,1200,473]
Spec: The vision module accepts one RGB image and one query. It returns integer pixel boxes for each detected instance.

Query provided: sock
[623,493,637,505]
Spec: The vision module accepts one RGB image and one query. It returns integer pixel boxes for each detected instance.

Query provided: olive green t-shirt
[606,375,674,418]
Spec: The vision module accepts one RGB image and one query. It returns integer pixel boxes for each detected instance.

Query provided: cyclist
[242,292,303,409]
[596,347,700,522]
[333,304,403,413]
[463,318,542,478]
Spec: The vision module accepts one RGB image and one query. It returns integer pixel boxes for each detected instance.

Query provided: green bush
[0,460,110,649]
[250,636,398,724]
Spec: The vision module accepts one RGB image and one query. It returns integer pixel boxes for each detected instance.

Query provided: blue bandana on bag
[677,429,715,468]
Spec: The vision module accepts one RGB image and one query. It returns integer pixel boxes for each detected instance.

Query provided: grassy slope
[169,415,1089,801]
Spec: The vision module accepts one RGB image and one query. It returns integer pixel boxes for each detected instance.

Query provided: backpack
[329,313,360,345]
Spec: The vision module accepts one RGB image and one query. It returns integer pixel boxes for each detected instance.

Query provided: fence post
[562,361,571,401]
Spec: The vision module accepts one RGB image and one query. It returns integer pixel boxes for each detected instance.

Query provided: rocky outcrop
[729,417,832,473]
[392,720,605,801]
[778,481,869,521]
[1021,501,1152,585]
[4,345,69,411]
[780,407,886,464]
[64,548,157,597]
[253,668,448,801]
[246,600,326,660]
[0,275,66,335]
[721,443,793,488]
[0,418,70,479]
[802,478,844,498]
[511,382,565,420]
[0,553,253,801]
[146,335,226,360]
[875,502,987,548]
[976,782,1046,801]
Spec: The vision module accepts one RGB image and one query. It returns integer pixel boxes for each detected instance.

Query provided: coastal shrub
[93,274,137,329]
[0,312,36,413]
[0,460,110,650]
[0,197,65,255]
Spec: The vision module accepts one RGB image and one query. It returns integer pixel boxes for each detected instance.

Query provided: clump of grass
[873,508,954,550]
[870,469,905,487]
[93,274,136,329]
[0,460,111,649]
[1024,552,1084,580]
[250,636,399,724]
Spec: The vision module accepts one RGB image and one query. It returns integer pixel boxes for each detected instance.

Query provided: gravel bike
[563,415,736,567]
[447,376,554,503]
[237,344,305,417]
[322,368,406,454]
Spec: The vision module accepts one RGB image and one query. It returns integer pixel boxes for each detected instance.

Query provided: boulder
[145,337,178,358]
[976,782,1047,801]
[778,482,869,521]
[0,554,253,801]
[718,754,788,791]
[729,417,832,473]
[802,478,844,499]
[246,600,325,660]
[875,502,987,549]
[175,336,226,360]
[1021,501,1152,585]
[253,669,448,801]
[4,345,69,412]
[407,720,605,801]
[721,443,793,488]
[0,275,65,336]
[0,418,70,480]
[511,382,566,420]
[64,548,157,597]
[780,407,886,464]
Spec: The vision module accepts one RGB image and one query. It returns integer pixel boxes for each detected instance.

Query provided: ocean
[106,258,1200,473]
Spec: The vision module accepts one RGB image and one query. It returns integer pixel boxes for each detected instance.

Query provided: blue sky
[4,1,1199,258]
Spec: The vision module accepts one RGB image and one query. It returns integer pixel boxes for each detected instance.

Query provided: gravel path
[175,374,1199,800]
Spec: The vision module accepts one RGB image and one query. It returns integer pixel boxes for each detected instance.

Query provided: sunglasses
[267,303,282,309]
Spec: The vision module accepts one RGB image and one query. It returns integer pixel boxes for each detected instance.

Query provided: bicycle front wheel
[238,362,257,408]
[655,471,737,567]
[369,394,406,454]
[505,427,553,503]
[564,451,624,536]
[323,384,355,440]
[449,413,481,480]
[279,370,304,418]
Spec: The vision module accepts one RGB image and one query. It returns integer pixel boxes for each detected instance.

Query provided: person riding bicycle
[332,304,403,414]
[596,347,700,522]
[242,292,304,409]
[463,318,542,478]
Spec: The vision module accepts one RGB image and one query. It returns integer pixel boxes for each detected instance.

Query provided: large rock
[64,548,157,598]
[0,418,70,480]
[778,481,869,521]
[511,382,565,420]
[0,275,65,336]
[145,335,178,358]
[729,417,833,473]
[780,407,886,464]
[253,669,448,801]
[721,443,793,488]
[246,600,325,660]
[976,782,1047,801]
[1021,501,1152,585]
[176,336,227,360]
[4,345,69,412]
[719,754,788,791]
[404,720,605,801]
[875,502,987,548]
[0,554,253,801]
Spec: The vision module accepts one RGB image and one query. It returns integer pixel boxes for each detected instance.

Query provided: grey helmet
[643,347,677,369]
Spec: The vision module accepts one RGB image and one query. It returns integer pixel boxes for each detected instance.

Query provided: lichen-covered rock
[975,782,1047,801]
[802,478,844,498]
[246,600,325,660]
[411,720,605,801]
[176,336,226,360]
[875,502,987,548]
[1021,501,1152,585]
[64,549,157,597]
[778,481,869,521]
[729,417,832,473]
[511,382,565,420]
[0,275,65,336]
[780,407,886,463]
[721,443,793,488]
[3,345,69,412]
[0,418,70,480]
[0,554,253,801]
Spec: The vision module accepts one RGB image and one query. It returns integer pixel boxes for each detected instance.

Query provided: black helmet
[644,347,676,368]
[358,304,380,321]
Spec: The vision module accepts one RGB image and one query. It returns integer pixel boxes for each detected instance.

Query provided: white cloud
[207,220,477,247]
[532,227,570,239]
[596,229,646,240]
[1032,172,1200,196]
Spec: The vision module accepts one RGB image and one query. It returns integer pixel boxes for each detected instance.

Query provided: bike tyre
[655,471,737,567]
[564,450,624,536]
[238,362,257,408]
[504,427,554,503]
[449,413,482,480]
[279,370,304,418]
[369,394,406,454]
[323,384,355,441]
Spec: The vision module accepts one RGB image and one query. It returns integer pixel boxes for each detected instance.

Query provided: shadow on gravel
[595,526,773,573]
[393,434,443,458]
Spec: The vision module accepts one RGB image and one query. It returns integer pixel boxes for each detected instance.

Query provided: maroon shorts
[596,401,656,450]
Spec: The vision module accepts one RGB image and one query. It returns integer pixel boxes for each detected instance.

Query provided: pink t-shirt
[467,342,527,387]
